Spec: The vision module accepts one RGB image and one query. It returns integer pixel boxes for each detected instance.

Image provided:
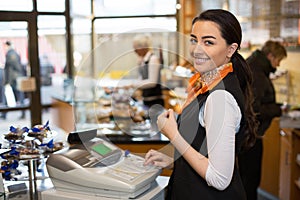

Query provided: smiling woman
[143,9,258,200]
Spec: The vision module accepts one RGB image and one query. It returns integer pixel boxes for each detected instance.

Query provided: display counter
[260,116,300,199]
[50,95,174,176]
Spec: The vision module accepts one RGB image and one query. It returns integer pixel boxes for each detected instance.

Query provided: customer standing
[40,54,55,86]
[0,65,6,119]
[132,34,164,108]
[144,9,257,199]
[238,40,287,200]
[3,41,25,119]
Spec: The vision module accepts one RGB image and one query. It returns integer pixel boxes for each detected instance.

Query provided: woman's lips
[194,57,210,65]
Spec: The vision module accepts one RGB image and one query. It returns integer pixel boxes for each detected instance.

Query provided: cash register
[46,129,162,199]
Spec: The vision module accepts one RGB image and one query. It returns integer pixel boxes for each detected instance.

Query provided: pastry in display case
[78,85,156,137]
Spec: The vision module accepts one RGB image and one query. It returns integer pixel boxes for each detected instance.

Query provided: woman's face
[189,20,237,73]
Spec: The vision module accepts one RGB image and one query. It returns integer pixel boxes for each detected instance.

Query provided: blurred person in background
[238,40,287,200]
[132,34,164,108]
[40,54,55,86]
[132,34,165,132]
[3,41,26,119]
[0,64,6,119]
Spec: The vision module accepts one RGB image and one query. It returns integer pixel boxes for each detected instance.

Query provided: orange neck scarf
[179,62,233,113]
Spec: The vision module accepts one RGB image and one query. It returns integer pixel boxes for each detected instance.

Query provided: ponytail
[232,52,258,149]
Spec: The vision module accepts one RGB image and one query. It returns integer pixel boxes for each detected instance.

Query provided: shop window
[94,0,176,17]
[37,0,65,12]
[0,0,33,12]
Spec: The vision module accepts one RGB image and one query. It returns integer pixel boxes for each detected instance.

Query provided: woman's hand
[144,149,173,169]
[157,109,179,141]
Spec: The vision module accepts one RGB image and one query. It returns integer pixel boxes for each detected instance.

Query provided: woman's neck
[200,63,229,85]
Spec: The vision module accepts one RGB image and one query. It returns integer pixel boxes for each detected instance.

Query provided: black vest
[166,73,247,200]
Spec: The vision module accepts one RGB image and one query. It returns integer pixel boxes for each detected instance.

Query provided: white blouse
[199,90,242,190]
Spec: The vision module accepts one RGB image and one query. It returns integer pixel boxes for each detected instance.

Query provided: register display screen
[91,143,112,156]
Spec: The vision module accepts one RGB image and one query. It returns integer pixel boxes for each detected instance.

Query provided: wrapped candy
[4,126,29,141]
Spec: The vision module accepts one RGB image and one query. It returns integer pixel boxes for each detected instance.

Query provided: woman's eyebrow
[190,34,197,38]
[190,34,216,40]
[202,35,216,39]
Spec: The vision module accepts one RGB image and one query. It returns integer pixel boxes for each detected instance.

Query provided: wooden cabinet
[177,0,196,65]
[260,118,281,197]
[279,128,300,200]
[179,0,196,35]
[50,97,75,133]
[279,128,292,200]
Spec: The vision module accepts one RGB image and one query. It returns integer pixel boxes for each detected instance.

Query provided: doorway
[0,21,30,125]
[0,12,42,128]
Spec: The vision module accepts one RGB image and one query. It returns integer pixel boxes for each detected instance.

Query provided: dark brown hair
[262,40,287,60]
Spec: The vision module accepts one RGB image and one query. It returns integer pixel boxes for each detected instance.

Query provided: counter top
[52,95,95,104]
[101,132,170,144]
[280,116,300,129]
[75,122,170,144]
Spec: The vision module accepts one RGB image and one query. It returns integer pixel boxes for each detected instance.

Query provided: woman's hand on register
[144,149,173,169]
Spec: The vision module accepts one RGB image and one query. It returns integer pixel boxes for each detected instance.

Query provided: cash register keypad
[106,154,159,181]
